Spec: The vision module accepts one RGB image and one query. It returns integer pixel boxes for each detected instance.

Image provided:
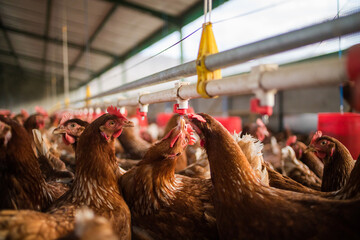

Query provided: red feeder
[318,113,360,159]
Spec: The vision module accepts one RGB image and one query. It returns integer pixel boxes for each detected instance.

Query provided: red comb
[60,112,73,126]
[256,118,265,127]
[187,113,206,122]
[311,131,323,145]
[107,105,126,119]
[286,136,297,146]
[35,106,48,116]
[0,109,11,115]
[21,109,29,118]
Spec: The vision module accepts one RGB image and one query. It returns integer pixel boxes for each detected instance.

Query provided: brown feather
[190,113,360,239]
[120,121,218,239]
[0,114,132,240]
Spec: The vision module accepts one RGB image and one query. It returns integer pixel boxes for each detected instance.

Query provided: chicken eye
[70,123,76,128]
[109,121,115,126]
[320,140,327,146]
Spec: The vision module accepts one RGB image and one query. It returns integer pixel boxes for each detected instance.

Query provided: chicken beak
[122,120,134,128]
[179,117,186,130]
[53,126,66,135]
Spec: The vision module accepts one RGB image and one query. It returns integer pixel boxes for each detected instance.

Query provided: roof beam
[0,17,21,68]
[0,49,94,74]
[68,4,118,74]
[0,62,84,83]
[0,25,117,58]
[83,23,178,87]
[77,0,229,89]
[105,0,179,25]
[42,0,52,78]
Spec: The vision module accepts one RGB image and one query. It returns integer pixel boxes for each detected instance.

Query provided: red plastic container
[318,113,360,159]
[156,113,242,133]
[214,116,242,133]
[156,113,173,127]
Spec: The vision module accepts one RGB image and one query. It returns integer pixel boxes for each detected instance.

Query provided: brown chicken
[59,207,119,240]
[177,149,210,179]
[117,123,151,160]
[53,114,89,152]
[52,116,89,171]
[189,113,360,239]
[287,135,324,178]
[0,106,133,239]
[282,146,322,190]
[12,109,29,126]
[241,118,269,142]
[0,116,66,211]
[23,113,45,137]
[309,131,355,192]
[161,114,190,171]
[265,163,323,195]
[234,133,270,186]
[336,155,360,199]
[32,129,74,183]
[119,117,218,239]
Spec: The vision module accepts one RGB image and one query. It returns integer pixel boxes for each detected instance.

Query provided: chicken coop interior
[1,0,360,239]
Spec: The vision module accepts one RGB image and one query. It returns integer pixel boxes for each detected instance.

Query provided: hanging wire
[213,0,296,25]
[62,0,70,106]
[312,0,350,53]
[204,0,212,23]
[83,0,91,76]
[114,0,292,78]
[204,0,208,23]
[209,0,212,22]
[337,0,344,114]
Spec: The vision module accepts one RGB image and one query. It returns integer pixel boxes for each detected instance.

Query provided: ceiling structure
[0,0,227,107]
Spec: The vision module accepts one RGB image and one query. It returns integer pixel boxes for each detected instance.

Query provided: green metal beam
[68,4,118,74]
[105,0,179,25]
[0,25,117,58]
[42,0,52,77]
[0,49,94,74]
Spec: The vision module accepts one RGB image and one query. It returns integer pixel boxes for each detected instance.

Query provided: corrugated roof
[0,0,227,107]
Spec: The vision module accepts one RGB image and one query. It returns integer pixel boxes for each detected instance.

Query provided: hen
[241,118,269,142]
[287,135,324,178]
[117,122,151,160]
[234,133,269,186]
[309,131,355,192]
[53,114,89,151]
[0,106,133,240]
[119,117,218,239]
[59,207,119,240]
[189,113,360,239]
[23,113,45,137]
[161,114,190,171]
[52,116,89,171]
[177,149,210,179]
[0,116,66,211]
[282,146,322,190]
[12,109,29,126]
[32,129,74,183]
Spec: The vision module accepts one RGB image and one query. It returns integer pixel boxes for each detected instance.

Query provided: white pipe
[117,57,346,107]
[76,12,360,104]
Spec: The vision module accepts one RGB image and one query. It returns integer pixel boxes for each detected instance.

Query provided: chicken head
[53,114,89,145]
[309,131,335,163]
[0,119,12,147]
[99,106,134,142]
